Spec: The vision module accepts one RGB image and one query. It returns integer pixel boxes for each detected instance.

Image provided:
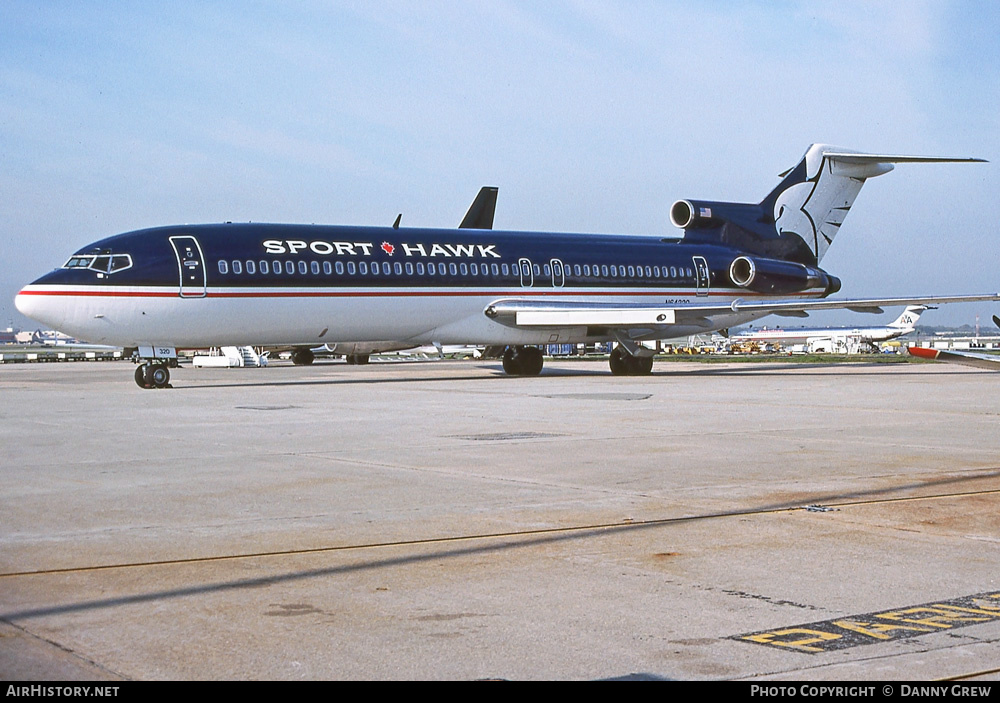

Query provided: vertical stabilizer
[888,305,929,331]
[459,187,499,229]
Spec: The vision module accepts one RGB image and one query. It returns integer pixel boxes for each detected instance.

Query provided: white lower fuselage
[16,282,766,348]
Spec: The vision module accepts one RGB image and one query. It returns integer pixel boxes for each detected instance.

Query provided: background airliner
[15,144,999,388]
[731,305,929,349]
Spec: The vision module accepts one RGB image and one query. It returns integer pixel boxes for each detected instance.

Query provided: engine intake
[729,255,840,295]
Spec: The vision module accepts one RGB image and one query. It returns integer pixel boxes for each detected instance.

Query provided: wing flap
[515,307,675,327]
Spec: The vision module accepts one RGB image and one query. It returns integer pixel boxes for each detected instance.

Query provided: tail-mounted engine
[729,255,841,296]
[669,199,726,229]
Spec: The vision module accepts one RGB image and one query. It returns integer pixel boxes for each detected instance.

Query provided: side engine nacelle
[669,199,725,229]
[729,255,841,295]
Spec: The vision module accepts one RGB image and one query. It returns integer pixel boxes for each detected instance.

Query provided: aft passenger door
[693,255,710,297]
[170,236,207,298]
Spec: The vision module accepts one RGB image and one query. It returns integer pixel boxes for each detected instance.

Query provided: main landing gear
[502,345,544,376]
[500,344,654,376]
[345,353,370,365]
[134,362,171,389]
[291,348,315,365]
[608,346,654,376]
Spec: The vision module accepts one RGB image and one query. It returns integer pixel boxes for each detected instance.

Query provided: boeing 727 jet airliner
[15,144,1000,388]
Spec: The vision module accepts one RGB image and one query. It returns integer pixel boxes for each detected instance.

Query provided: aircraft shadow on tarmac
[4,467,998,625]
[169,360,978,390]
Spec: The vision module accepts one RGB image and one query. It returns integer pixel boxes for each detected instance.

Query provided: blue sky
[3,1,999,329]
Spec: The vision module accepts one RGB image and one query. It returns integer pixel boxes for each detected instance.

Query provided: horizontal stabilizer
[823,153,986,164]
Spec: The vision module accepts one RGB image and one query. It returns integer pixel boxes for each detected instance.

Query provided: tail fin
[459,186,498,229]
[888,305,929,330]
[673,144,984,266]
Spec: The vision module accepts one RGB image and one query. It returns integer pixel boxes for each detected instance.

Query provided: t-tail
[671,144,985,266]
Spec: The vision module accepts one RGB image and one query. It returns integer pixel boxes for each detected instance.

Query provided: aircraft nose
[15,281,64,330]
[15,286,37,319]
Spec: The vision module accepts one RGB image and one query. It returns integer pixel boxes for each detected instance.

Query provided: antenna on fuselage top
[392,213,401,230]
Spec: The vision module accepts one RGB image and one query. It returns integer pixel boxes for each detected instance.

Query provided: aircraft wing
[485,293,1000,331]
[908,346,1000,370]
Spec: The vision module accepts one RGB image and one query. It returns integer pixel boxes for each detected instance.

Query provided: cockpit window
[64,256,95,268]
[63,253,133,274]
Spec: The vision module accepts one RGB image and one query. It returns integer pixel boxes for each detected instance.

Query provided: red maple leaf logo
[381,241,395,256]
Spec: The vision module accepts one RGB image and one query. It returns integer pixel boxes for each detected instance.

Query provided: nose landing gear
[134,362,172,389]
